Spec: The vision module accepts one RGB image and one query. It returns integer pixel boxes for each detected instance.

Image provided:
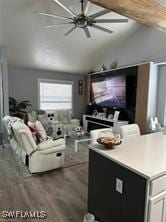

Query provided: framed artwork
[78,80,83,95]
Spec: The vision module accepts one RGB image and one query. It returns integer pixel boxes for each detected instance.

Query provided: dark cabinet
[88,150,147,222]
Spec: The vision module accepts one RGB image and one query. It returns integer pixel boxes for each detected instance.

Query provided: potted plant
[9,97,32,119]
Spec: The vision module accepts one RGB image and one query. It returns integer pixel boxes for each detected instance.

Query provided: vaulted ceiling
[1,0,140,74]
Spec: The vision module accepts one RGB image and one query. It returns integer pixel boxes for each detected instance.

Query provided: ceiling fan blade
[90,9,111,19]
[83,1,91,15]
[64,26,77,36]
[91,24,114,34]
[94,18,128,23]
[37,12,73,21]
[45,22,73,28]
[83,27,91,38]
[53,0,76,17]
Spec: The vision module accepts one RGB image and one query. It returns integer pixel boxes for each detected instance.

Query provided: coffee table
[64,130,91,152]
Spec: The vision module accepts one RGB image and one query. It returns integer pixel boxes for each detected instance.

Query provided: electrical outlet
[116,178,123,194]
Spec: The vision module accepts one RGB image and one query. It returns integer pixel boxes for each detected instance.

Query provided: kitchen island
[88,132,166,222]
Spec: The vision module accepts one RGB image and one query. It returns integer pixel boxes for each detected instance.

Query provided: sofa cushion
[70,119,80,126]
[37,138,65,151]
[62,112,70,124]
[27,111,37,123]
[38,114,50,128]
[57,110,72,124]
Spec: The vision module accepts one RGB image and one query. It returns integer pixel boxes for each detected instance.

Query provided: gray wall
[0,46,9,115]
[93,26,166,71]
[0,1,4,45]
[0,25,3,45]
[0,46,9,136]
[8,66,85,119]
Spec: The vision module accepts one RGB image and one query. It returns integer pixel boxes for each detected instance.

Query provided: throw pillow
[35,121,47,141]
[28,121,35,128]
[38,114,49,127]
[28,124,41,144]
[61,110,72,124]
[58,110,71,124]
[62,112,70,124]
[31,111,37,122]
[46,111,58,122]
[27,111,37,123]
[57,111,63,123]
[28,121,47,143]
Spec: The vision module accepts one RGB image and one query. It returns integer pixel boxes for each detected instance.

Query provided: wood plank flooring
[0,145,88,222]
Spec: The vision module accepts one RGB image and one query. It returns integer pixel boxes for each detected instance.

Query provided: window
[39,80,73,110]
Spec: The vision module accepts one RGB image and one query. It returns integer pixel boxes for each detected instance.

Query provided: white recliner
[12,121,65,173]
[120,124,141,139]
[3,116,66,173]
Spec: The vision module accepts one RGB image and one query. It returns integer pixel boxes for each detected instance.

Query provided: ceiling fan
[38,0,128,38]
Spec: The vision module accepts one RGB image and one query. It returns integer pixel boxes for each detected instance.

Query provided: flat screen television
[91,75,126,108]
[91,66,138,110]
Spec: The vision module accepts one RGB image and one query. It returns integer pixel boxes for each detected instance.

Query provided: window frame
[38,78,74,112]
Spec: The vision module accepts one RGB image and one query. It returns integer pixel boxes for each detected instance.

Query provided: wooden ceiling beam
[89,0,166,32]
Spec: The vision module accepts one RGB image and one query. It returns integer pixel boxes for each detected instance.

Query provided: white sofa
[3,116,66,173]
[38,110,80,137]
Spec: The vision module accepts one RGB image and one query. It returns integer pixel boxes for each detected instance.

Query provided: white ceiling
[1,0,139,74]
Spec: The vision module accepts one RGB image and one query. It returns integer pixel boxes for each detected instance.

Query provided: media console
[83,115,128,133]
[85,62,158,134]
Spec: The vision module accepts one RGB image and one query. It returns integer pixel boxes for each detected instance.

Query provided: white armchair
[3,116,66,173]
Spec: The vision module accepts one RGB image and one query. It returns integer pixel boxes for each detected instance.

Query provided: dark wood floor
[0,145,88,222]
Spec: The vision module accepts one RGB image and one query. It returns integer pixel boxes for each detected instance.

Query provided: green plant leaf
[9,97,32,114]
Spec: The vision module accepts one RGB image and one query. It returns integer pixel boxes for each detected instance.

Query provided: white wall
[93,26,166,71]
[8,66,85,120]
[157,65,166,125]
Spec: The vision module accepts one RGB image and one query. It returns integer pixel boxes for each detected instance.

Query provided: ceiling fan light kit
[38,0,128,38]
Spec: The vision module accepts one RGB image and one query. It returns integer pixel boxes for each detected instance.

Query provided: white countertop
[90,132,166,180]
